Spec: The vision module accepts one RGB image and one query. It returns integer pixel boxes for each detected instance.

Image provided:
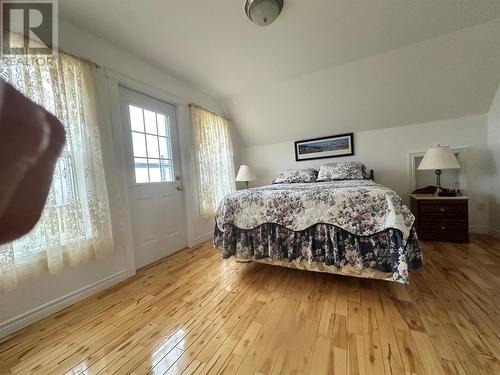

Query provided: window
[191,105,236,218]
[129,105,175,183]
[0,51,114,291]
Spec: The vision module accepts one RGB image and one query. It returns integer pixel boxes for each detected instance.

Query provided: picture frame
[294,133,354,161]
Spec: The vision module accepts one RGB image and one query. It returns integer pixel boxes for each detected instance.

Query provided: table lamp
[417,145,460,195]
[235,165,256,189]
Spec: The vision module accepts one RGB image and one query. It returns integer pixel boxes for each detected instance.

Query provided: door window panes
[129,105,175,183]
[129,105,144,132]
[134,157,149,183]
[132,131,147,157]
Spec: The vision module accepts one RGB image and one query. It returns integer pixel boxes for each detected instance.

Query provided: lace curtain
[0,53,114,291]
[191,105,236,218]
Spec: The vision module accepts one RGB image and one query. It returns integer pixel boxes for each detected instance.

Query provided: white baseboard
[488,227,500,240]
[0,269,128,340]
[470,226,490,234]
[193,232,213,246]
[469,226,500,240]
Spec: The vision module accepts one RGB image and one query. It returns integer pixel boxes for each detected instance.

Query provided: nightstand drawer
[418,201,467,216]
[419,221,468,242]
[419,221,467,233]
[419,212,467,223]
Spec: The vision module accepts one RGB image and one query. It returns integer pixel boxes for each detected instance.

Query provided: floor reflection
[148,327,187,372]
[65,362,89,375]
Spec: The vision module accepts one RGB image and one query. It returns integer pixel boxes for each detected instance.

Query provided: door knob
[176,186,184,191]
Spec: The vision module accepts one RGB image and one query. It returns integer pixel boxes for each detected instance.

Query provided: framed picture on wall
[294,133,354,161]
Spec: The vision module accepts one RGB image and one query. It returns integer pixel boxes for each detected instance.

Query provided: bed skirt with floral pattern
[214,223,422,284]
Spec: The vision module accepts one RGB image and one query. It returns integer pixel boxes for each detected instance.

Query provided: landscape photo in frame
[294,133,354,161]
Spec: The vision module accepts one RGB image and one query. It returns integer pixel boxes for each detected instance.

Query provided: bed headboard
[369,170,375,181]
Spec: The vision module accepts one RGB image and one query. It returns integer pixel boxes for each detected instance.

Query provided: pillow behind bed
[317,161,367,181]
[273,168,318,184]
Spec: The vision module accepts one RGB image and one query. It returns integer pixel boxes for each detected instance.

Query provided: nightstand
[410,194,469,243]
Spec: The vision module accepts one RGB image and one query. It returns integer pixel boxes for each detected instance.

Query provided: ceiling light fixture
[245,0,284,26]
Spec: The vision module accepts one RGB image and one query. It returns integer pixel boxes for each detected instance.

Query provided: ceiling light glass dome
[245,0,284,26]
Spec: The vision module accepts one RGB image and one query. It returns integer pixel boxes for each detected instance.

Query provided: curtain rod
[189,103,230,121]
[58,49,101,69]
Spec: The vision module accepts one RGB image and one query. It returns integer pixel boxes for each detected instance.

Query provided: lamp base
[434,169,442,196]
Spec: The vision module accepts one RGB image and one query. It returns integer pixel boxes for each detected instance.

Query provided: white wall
[0,19,230,336]
[488,83,500,237]
[242,114,489,230]
[59,19,232,246]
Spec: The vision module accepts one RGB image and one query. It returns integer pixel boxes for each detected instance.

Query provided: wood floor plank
[1,235,499,375]
[32,257,244,374]
[0,246,221,369]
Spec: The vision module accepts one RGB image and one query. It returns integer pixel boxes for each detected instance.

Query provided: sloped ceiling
[60,0,500,146]
[227,20,500,146]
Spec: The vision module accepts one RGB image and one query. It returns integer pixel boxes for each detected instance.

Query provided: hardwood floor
[1,235,500,374]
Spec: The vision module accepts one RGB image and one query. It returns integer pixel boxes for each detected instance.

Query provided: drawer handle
[440,208,445,212]
[441,226,446,230]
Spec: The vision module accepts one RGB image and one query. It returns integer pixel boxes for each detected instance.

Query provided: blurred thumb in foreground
[0,80,66,244]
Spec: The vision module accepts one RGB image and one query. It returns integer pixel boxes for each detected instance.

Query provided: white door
[120,87,186,269]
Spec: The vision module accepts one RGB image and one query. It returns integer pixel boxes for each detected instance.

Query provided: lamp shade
[417,145,460,170]
[235,165,256,182]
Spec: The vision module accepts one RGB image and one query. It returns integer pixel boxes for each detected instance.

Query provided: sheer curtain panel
[191,106,236,218]
[0,53,114,291]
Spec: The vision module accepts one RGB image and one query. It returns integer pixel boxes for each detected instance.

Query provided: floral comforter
[214,180,423,283]
[216,180,415,240]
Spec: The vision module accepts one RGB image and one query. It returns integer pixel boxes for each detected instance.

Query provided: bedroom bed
[214,162,423,284]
